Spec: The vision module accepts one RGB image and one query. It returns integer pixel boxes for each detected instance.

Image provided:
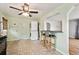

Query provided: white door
[31,21,38,40]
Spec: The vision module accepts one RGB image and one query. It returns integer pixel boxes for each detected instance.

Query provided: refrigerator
[30,21,38,40]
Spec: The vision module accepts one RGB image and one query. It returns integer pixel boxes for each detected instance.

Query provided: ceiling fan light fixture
[22,12,29,16]
[9,3,38,17]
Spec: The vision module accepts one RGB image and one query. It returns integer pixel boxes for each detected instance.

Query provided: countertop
[0,35,7,39]
[41,30,62,37]
[41,30,62,33]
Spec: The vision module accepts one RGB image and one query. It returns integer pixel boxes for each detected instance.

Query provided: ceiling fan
[9,3,38,17]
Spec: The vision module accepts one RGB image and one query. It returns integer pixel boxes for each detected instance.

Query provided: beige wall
[8,17,29,41]
[7,16,40,41]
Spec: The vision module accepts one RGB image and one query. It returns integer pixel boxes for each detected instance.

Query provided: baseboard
[69,37,75,39]
[56,48,69,55]
[7,39,20,41]
[51,46,66,55]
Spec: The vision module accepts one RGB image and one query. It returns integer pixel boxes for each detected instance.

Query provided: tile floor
[7,40,61,55]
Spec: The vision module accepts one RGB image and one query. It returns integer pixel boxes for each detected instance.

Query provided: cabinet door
[44,20,62,31]
[50,20,62,31]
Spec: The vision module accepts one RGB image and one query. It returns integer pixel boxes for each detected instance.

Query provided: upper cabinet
[43,14,62,31]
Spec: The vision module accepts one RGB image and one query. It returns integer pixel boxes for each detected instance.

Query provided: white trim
[51,46,64,55]
[51,44,65,55]
[66,5,76,55]
[56,48,69,55]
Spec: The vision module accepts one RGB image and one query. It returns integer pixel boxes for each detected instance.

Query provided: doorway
[0,17,8,36]
[69,6,79,55]
[30,21,39,40]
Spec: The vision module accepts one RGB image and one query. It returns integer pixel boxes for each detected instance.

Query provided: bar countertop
[0,35,7,41]
[41,30,62,33]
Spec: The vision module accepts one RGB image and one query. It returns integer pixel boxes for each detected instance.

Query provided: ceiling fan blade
[29,11,38,13]
[24,3,29,6]
[18,13,23,15]
[29,14,32,17]
[9,6,22,11]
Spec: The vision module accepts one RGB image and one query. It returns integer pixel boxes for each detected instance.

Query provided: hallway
[7,40,61,55]
[69,39,79,55]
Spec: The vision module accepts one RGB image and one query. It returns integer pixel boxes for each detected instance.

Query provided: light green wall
[7,16,40,41]
[55,15,68,54]
[54,5,73,55]
[7,17,30,41]
[40,4,74,55]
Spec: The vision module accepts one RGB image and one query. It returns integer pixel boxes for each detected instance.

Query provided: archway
[69,4,79,55]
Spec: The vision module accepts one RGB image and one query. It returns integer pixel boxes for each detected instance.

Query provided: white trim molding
[56,48,69,55]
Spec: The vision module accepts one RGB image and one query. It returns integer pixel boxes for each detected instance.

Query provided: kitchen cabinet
[0,35,7,55]
[40,31,56,50]
[44,20,62,31]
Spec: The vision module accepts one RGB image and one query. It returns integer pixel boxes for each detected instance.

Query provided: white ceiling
[69,5,79,20]
[0,3,63,18]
